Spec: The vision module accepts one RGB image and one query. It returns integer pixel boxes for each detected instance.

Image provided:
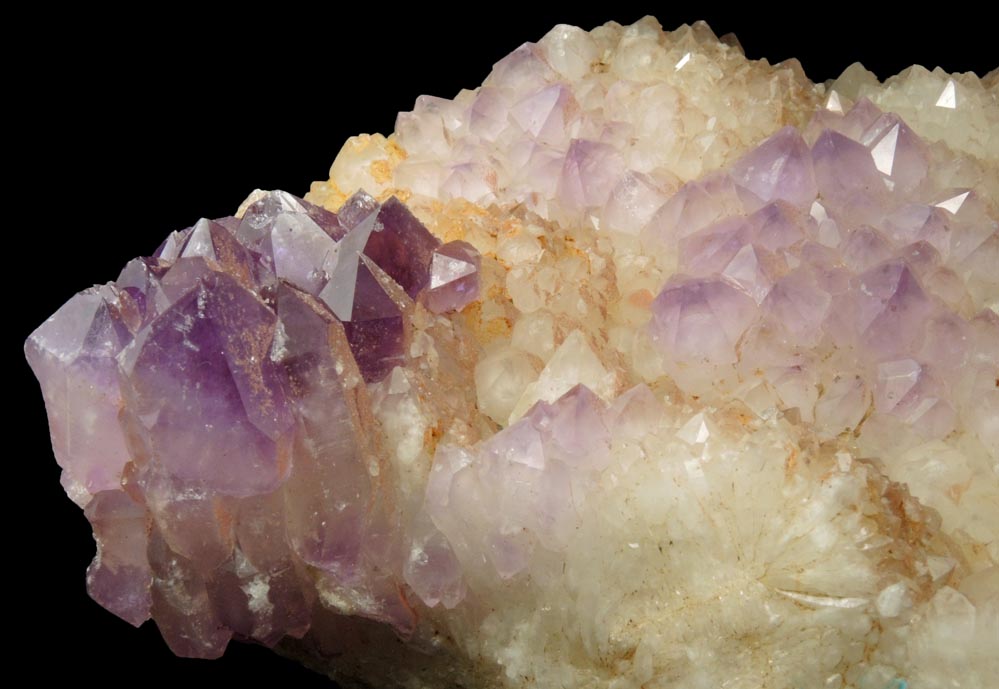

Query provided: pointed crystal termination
[730,126,817,209]
[424,241,481,313]
[24,188,468,658]
[25,286,133,506]
[642,96,995,452]
[361,195,442,297]
[334,256,409,382]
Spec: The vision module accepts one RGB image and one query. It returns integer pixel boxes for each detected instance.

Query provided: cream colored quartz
[296,15,998,689]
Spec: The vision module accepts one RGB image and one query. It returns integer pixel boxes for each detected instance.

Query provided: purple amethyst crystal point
[424,240,481,313]
[155,228,191,260]
[731,126,817,209]
[319,209,408,382]
[650,276,758,366]
[25,286,133,505]
[861,114,929,196]
[320,208,379,321]
[270,211,339,295]
[121,273,292,497]
[85,490,153,627]
[339,257,407,382]
[274,283,413,633]
[26,187,429,659]
[361,196,442,297]
[812,128,888,223]
[236,190,311,253]
[235,191,346,285]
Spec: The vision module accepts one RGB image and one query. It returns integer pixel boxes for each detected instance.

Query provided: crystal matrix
[26,17,998,689]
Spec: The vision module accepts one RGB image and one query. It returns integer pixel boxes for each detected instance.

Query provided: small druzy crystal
[425,241,482,313]
[27,16,998,689]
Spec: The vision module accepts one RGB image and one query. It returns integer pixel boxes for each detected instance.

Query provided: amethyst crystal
[424,240,482,313]
[25,190,475,658]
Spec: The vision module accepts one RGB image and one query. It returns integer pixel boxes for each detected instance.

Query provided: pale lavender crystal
[404,514,466,609]
[645,172,759,246]
[271,212,340,294]
[237,190,344,256]
[25,286,133,505]
[85,489,153,627]
[509,82,576,145]
[335,188,380,228]
[852,260,935,357]
[812,128,887,223]
[422,384,619,584]
[25,189,458,658]
[424,240,481,313]
[650,276,758,366]
[860,113,929,196]
[601,170,670,235]
[730,126,817,208]
[646,98,996,446]
[556,139,625,217]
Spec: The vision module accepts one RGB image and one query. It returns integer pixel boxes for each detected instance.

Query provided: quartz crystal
[26,16,998,689]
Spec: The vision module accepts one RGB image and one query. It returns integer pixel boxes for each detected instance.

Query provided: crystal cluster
[26,190,481,656]
[27,16,997,689]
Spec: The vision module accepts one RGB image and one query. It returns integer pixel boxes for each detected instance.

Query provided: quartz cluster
[26,190,481,655]
[27,16,998,689]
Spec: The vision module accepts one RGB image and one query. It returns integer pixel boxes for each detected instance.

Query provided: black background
[16,5,993,684]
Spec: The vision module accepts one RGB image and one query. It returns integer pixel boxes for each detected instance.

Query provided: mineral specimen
[26,16,998,689]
